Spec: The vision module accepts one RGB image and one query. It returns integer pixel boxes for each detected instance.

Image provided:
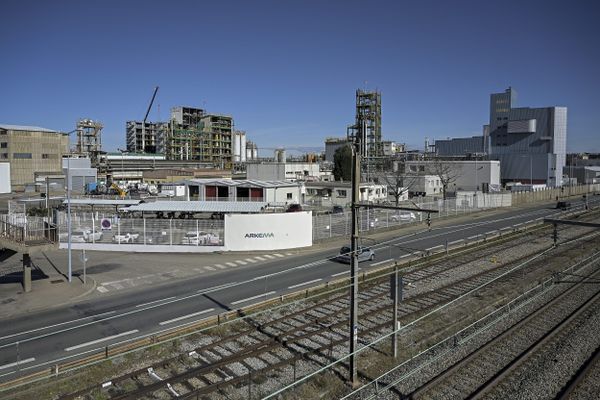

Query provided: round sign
[101,218,112,230]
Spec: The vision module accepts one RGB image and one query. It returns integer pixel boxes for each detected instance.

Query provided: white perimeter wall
[225,211,312,251]
[0,163,11,193]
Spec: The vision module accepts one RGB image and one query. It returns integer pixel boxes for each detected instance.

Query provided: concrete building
[433,88,567,187]
[62,157,97,193]
[487,87,566,187]
[382,141,406,156]
[563,166,600,184]
[246,161,324,182]
[183,179,301,203]
[405,160,501,192]
[399,175,443,197]
[304,181,388,207]
[0,124,69,190]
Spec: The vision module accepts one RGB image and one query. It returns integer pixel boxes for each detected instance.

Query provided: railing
[0,215,57,245]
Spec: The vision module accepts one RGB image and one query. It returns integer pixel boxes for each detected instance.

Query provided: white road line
[96,286,109,293]
[65,330,139,352]
[214,264,226,269]
[331,271,349,277]
[371,258,393,266]
[135,297,177,308]
[285,252,294,256]
[273,253,285,258]
[500,226,512,230]
[235,260,248,265]
[426,245,443,251]
[288,279,322,289]
[245,258,257,263]
[158,308,215,326]
[485,231,497,235]
[263,254,275,259]
[399,254,410,258]
[253,256,266,261]
[468,235,480,240]
[204,266,216,271]
[226,262,237,267]
[231,291,277,305]
[448,239,464,245]
[0,358,36,371]
[514,223,523,227]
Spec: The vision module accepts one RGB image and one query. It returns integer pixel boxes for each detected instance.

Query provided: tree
[427,159,461,200]
[333,145,353,181]
[377,160,418,206]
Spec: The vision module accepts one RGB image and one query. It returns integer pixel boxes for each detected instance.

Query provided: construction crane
[141,86,159,153]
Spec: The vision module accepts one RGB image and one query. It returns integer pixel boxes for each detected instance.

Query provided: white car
[391,212,418,222]
[181,231,214,245]
[112,233,139,243]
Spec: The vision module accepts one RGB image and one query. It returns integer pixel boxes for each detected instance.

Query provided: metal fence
[0,214,57,244]
[55,212,224,247]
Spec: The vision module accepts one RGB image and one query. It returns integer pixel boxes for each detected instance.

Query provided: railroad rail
[55,217,600,400]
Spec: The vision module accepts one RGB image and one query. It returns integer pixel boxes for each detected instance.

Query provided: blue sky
[1,0,599,153]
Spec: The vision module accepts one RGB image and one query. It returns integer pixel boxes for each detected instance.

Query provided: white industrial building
[183,178,302,204]
[404,160,501,192]
[304,181,388,207]
[246,161,330,182]
[62,157,98,193]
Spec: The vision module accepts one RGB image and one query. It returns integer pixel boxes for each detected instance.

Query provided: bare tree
[427,159,461,200]
[377,160,419,206]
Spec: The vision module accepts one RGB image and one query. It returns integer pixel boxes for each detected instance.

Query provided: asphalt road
[0,198,597,382]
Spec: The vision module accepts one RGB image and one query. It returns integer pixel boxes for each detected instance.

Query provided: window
[0,142,7,148]
[286,193,292,200]
[1,153,8,159]
[418,166,425,172]
[337,189,347,198]
[42,153,58,159]
[13,152,32,159]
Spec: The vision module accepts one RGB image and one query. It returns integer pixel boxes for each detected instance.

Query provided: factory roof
[0,124,59,133]
[121,201,268,213]
[63,199,143,206]
[183,179,298,188]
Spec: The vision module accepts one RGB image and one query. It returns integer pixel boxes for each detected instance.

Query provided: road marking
[468,235,480,240]
[331,271,349,277]
[253,256,266,261]
[448,239,463,245]
[97,286,109,293]
[514,223,523,227]
[158,308,215,326]
[235,260,248,265]
[231,291,277,305]
[245,258,257,263]
[135,297,177,308]
[425,245,443,251]
[285,252,294,256]
[399,254,410,258]
[263,254,275,259]
[65,330,139,351]
[226,262,237,267]
[288,279,322,289]
[214,264,226,269]
[204,266,216,271]
[485,231,496,235]
[0,358,36,371]
[371,258,393,266]
[273,253,285,258]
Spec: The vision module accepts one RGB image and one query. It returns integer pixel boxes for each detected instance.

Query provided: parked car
[556,201,571,210]
[84,228,103,242]
[181,231,220,245]
[391,212,417,222]
[336,245,375,263]
[286,204,303,212]
[112,233,139,243]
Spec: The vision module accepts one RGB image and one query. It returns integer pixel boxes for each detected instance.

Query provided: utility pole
[349,118,364,387]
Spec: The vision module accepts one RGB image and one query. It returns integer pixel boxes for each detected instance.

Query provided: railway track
[407,262,600,400]
[53,216,600,400]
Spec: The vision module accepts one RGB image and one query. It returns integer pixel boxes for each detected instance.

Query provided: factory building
[0,124,69,190]
[325,137,350,162]
[434,87,567,187]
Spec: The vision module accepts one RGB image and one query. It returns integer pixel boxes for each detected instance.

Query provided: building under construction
[126,121,168,154]
[75,119,102,163]
[165,107,233,167]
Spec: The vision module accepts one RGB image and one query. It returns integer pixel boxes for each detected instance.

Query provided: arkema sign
[226,212,312,251]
